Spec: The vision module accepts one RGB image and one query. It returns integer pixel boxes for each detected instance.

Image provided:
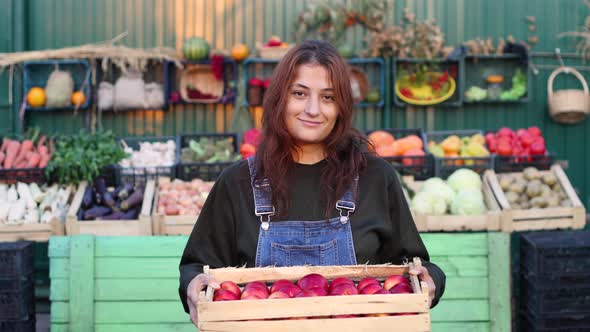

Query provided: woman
[179,40,445,325]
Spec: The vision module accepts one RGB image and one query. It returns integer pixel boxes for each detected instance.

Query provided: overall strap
[247,157,275,230]
[336,176,359,223]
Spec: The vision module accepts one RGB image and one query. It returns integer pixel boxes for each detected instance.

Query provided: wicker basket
[547,66,590,124]
[257,44,295,59]
[179,64,224,103]
[350,66,369,103]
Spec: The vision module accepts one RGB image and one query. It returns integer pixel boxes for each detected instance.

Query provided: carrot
[39,155,51,168]
[13,139,34,166]
[14,160,27,169]
[1,138,11,153]
[26,151,41,168]
[38,145,48,157]
[0,151,5,165]
[37,135,46,149]
[4,141,21,168]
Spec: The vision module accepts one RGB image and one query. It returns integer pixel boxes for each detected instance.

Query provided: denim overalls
[247,157,358,267]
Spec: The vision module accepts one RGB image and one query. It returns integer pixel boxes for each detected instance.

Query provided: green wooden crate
[49,233,510,332]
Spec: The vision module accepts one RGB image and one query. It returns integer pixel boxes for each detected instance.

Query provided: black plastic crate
[366,128,433,180]
[495,152,556,173]
[521,231,590,276]
[521,276,590,315]
[522,311,590,331]
[0,167,46,184]
[176,133,240,181]
[0,242,34,279]
[426,129,494,178]
[0,317,36,332]
[0,278,35,320]
[117,136,178,186]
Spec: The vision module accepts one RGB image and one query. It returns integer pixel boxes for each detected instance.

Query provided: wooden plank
[199,314,431,332]
[430,299,489,322]
[421,233,489,256]
[69,235,95,331]
[94,236,188,257]
[95,279,180,301]
[50,324,69,332]
[50,258,69,278]
[0,218,64,242]
[429,256,488,277]
[94,301,191,323]
[95,257,181,278]
[198,293,429,321]
[444,277,488,299]
[431,322,489,332]
[488,232,511,332]
[206,264,411,284]
[48,236,70,258]
[51,301,69,323]
[50,278,68,301]
[95,324,195,332]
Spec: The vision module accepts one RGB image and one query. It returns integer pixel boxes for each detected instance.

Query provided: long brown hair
[254,40,369,218]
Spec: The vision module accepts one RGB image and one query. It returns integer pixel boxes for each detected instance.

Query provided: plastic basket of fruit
[367,129,433,180]
[117,136,178,186]
[395,71,456,106]
[485,127,555,173]
[177,133,241,181]
[179,64,224,103]
[426,130,494,179]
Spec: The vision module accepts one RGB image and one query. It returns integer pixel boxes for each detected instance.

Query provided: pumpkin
[71,91,86,106]
[404,135,424,150]
[182,37,210,61]
[231,44,249,61]
[26,87,46,107]
[368,130,395,148]
[376,143,397,157]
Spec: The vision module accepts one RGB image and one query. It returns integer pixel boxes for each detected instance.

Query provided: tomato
[497,141,513,156]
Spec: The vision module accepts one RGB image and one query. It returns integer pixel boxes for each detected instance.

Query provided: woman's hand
[409,265,436,308]
[187,273,220,326]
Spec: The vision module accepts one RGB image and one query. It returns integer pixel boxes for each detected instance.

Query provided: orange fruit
[26,87,46,107]
[231,44,249,61]
[368,130,395,148]
[71,91,86,106]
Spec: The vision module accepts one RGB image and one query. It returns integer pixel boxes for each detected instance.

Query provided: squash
[368,130,395,148]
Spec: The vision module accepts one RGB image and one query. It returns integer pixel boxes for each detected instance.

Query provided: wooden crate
[151,190,197,236]
[48,233,511,332]
[403,176,501,232]
[0,218,64,242]
[65,180,155,236]
[197,263,431,332]
[484,165,586,232]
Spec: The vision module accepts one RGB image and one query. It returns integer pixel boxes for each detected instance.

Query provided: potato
[520,201,531,209]
[560,199,572,207]
[526,180,543,198]
[540,184,552,197]
[530,196,548,208]
[546,194,560,207]
[518,194,529,204]
[542,173,557,186]
[523,167,542,181]
[509,181,526,194]
[499,176,514,191]
[506,191,520,204]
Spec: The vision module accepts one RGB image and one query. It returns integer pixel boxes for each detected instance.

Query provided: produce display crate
[65,180,155,236]
[197,262,431,332]
[403,176,501,232]
[0,167,46,184]
[484,165,586,232]
[0,317,36,332]
[176,133,239,181]
[117,136,178,186]
[494,153,556,173]
[426,130,494,179]
[0,278,35,321]
[151,186,197,236]
[521,311,590,331]
[23,59,91,111]
[367,128,433,180]
[0,241,34,278]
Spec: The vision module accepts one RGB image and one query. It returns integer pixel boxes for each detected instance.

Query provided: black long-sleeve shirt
[179,154,445,312]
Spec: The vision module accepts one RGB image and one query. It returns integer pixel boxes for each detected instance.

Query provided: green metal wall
[2,0,589,207]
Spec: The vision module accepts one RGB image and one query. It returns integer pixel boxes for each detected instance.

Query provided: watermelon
[182,37,210,61]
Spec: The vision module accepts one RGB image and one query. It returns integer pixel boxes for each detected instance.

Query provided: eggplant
[81,186,94,208]
[121,186,144,211]
[103,191,116,208]
[100,211,126,220]
[122,208,140,220]
[117,183,134,200]
[93,178,107,204]
[83,206,112,220]
[77,208,85,221]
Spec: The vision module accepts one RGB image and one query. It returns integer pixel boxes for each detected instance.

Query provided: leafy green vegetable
[464,86,487,102]
[45,130,128,184]
[500,69,527,101]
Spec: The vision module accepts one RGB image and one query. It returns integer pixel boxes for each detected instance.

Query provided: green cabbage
[447,169,482,192]
[451,188,487,215]
[422,177,455,205]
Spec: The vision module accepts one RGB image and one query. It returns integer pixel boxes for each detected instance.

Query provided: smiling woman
[179,40,446,327]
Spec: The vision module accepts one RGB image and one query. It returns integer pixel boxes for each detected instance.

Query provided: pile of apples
[213,273,413,302]
[485,126,547,158]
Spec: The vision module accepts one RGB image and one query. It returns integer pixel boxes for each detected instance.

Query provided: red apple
[485,132,495,143]
[268,291,290,299]
[295,287,327,298]
[374,289,391,295]
[329,277,355,291]
[497,127,514,138]
[530,141,546,155]
[277,284,301,297]
[528,126,542,137]
[244,281,268,291]
[389,282,413,294]
[241,287,269,300]
[270,279,294,293]
[213,289,240,301]
[329,283,359,296]
[297,274,329,291]
[357,277,380,292]
[219,281,242,297]
[383,275,409,291]
[360,283,383,295]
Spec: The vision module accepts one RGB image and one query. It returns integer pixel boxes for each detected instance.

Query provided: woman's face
[285,64,338,147]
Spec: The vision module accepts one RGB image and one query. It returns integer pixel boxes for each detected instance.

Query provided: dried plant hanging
[558,0,590,59]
